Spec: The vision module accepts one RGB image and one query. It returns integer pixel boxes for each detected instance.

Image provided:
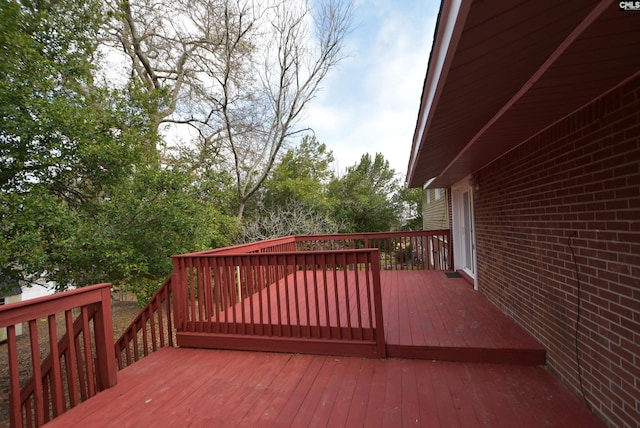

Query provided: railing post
[172,258,185,331]
[370,250,386,358]
[94,286,117,390]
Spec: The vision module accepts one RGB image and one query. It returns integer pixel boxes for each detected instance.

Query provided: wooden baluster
[28,319,45,426]
[64,310,79,408]
[342,252,352,340]
[81,307,95,397]
[47,313,64,417]
[7,325,22,427]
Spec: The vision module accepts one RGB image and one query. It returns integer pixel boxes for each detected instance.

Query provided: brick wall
[474,74,640,428]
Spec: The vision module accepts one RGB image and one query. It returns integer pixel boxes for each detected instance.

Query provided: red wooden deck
[45,346,602,427]
[179,270,545,364]
[381,271,545,364]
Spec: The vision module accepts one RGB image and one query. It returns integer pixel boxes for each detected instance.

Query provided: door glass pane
[462,191,472,271]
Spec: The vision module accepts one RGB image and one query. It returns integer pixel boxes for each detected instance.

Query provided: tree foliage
[105,0,354,218]
[1,0,419,303]
[1,0,125,287]
[0,0,237,301]
[328,153,402,233]
[261,135,334,212]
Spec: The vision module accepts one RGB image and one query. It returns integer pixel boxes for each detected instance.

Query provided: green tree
[262,135,335,212]
[59,164,239,302]
[239,135,339,240]
[396,186,423,230]
[0,0,118,287]
[0,0,107,193]
[108,0,354,218]
[0,0,236,303]
[328,153,402,233]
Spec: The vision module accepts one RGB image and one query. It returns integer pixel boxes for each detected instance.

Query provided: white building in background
[0,276,56,342]
[0,279,23,342]
[20,280,56,301]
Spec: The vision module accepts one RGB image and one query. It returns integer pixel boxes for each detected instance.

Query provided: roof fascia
[406,0,471,186]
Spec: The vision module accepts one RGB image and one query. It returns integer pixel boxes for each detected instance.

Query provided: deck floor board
[192,270,544,363]
[380,271,545,363]
[45,347,603,427]
[38,270,583,426]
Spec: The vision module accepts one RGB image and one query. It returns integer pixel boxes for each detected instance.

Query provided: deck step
[386,344,546,365]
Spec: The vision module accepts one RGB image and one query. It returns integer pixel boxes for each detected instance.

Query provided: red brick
[473,74,640,427]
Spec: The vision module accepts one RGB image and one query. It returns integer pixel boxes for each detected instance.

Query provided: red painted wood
[7,325,21,427]
[80,306,95,397]
[215,352,290,426]
[173,249,386,358]
[47,313,64,417]
[173,266,544,364]
[381,359,403,427]
[361,358,387,426]
[43,348,601,428]
[63,310,79,408]
[0,283,114,427]
[381,271,546,364]
[115,277,174,370]
[28,319,44,426]
[270,355,325,426]
[177,331,379,358]
[307,355,351,426]
[288,355,338,426]
[237,354,317,425]
[343,357,374,426]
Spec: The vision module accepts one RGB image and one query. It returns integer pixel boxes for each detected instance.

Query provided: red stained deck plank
[380,271,546,364]
[189,269,545,364]
[326,357,362,426]
[45,347,603,427]
[183,269,545,364]
[270,355,326,426]
[214,270,375,330]
[381,359,404,427]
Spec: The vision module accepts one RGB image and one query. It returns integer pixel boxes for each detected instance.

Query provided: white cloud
[302,0,438,178]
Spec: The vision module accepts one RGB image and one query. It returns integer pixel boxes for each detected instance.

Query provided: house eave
[407,0,640,189]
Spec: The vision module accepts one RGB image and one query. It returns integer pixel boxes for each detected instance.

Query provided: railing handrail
[0,283,111,328]
[172,247,386,358]
[294,229,450,241]
[176,235,298,257]
[172,248,378,259]
[172,230,450,258]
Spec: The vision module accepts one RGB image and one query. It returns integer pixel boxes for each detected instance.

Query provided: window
[435,188,442,200]
[0,297,5,305]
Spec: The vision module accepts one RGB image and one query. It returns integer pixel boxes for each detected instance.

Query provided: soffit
[408,0,640,188]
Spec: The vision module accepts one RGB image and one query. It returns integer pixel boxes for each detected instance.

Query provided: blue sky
[302,0,440,179]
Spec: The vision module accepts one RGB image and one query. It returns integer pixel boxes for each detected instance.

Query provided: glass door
[462,190,474,274]
[452,178,476,287]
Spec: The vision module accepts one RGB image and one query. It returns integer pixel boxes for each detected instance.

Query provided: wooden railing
[179,231,451,270]
[178,235,298,257]
[170,230,450,358]
[295,230,451,271]
[0,283,117,428]
[114,277,174,370]
[173,249,386,358]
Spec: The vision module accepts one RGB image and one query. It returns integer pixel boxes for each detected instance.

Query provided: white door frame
[451,176,478,289]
